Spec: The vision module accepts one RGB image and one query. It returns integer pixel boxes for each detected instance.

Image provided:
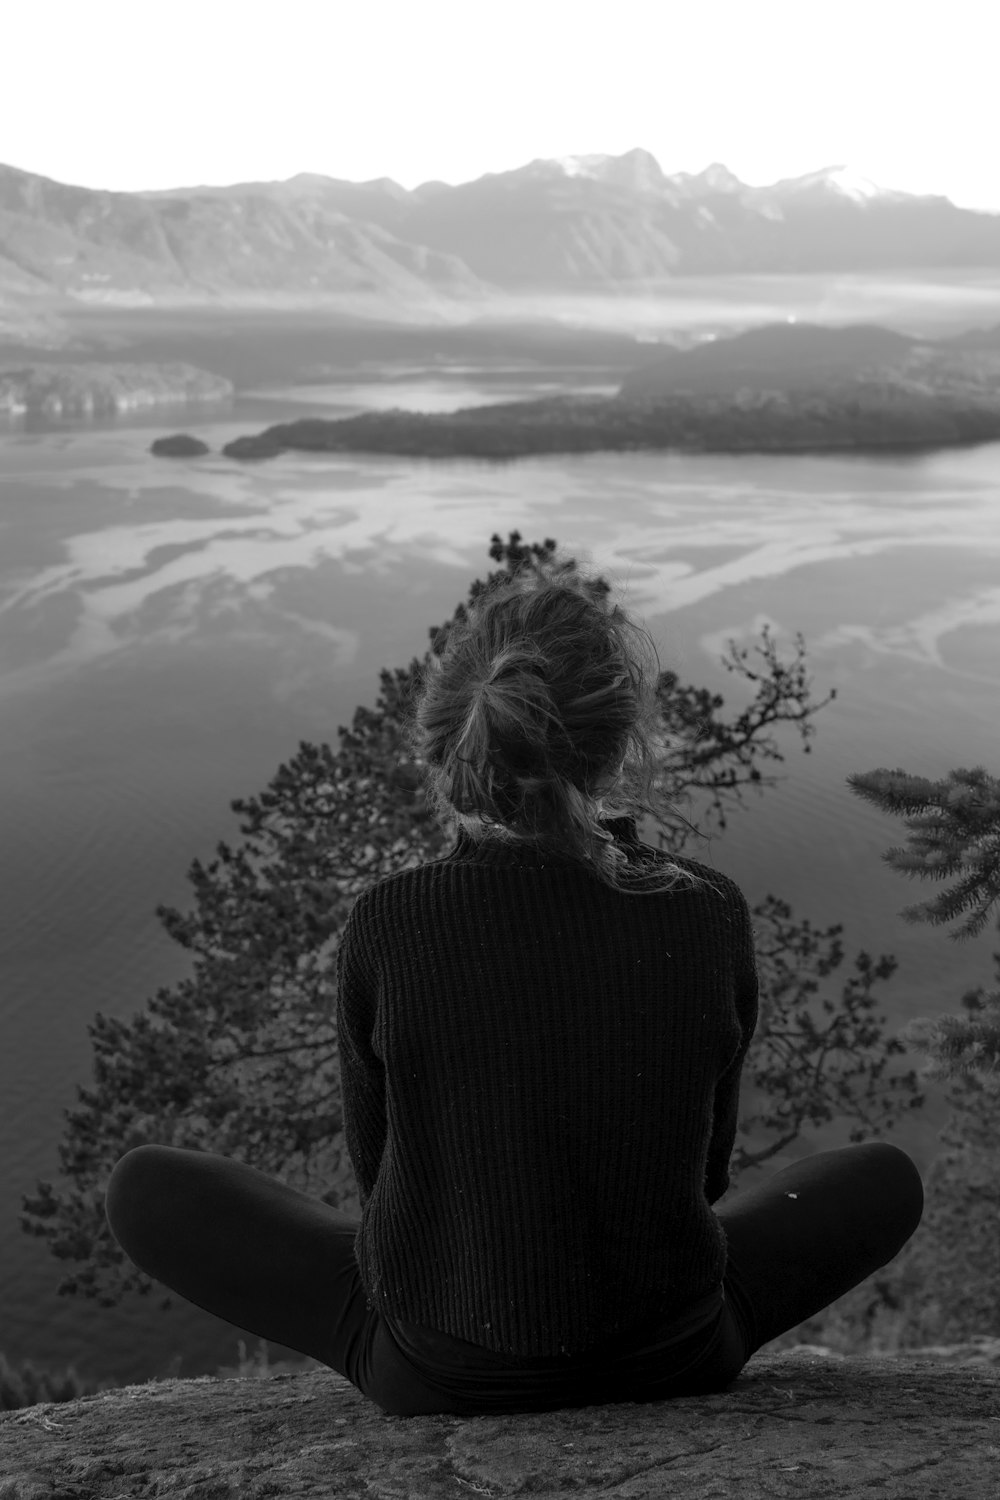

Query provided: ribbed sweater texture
[335,815,759,1359]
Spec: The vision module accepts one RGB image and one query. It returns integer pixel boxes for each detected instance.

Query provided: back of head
[404,549,724,899]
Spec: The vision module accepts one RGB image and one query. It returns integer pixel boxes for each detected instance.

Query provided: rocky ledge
[1,1343,997,1498]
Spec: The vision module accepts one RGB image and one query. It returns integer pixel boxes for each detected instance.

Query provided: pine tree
[840,766,1000,1345]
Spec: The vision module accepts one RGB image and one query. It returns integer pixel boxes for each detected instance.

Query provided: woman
[105,557,924,1417]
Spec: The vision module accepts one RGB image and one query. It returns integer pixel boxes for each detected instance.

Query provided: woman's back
[336,815,758,1360]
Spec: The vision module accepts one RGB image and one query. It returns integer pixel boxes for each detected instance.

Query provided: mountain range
[3,149,1000,334]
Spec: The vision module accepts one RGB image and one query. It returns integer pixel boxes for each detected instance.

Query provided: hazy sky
[8,0,999,211]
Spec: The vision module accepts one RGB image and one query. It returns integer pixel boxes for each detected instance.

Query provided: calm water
[2,363,1000,1388]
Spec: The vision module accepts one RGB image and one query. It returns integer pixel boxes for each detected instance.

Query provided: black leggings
[104,1140,923,1417]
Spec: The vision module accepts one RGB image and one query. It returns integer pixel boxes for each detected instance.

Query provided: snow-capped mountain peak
[771,164,888,202]
[545,148,668,193]
[822,165,886,200]
[552,153,614,178]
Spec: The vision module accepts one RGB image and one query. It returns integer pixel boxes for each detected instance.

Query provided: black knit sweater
[335,814,759,1359]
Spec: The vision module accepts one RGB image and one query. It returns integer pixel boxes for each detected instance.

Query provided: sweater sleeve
[335,900,386,1211]
[704,884,760,1206]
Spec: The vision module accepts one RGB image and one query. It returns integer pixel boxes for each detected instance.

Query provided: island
[220,323,1000,461]
[221,433,286,461]
[0,362,233,418]
[150,433,211,457]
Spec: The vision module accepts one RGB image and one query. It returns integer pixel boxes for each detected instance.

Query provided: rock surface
[1,1344,998,1498]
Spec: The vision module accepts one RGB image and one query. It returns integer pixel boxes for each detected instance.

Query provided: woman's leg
[716,1141,924,1355]
[104,1144,370,1376]
[104,1139,924,1412]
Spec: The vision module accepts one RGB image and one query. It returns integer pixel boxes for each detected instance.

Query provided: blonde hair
[403,551,726,900]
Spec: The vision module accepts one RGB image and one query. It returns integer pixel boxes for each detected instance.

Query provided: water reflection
[2,430,1000,697]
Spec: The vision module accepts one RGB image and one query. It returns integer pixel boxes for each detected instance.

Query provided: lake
[2,306,1000,1390]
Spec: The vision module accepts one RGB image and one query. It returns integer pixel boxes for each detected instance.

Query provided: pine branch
[847,766,1000,941]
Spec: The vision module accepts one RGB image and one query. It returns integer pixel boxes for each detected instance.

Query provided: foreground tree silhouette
[836,766,1000,1346]
[24,531,986,1345]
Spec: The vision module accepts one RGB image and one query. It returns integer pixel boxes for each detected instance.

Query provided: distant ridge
[2,151,1000,323]
[618,322,923,398]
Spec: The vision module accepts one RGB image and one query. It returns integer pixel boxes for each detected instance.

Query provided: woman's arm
[704,889,760,1205]
[335,906,387,1210]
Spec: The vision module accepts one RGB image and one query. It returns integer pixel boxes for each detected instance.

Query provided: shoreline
[0,361,234,420]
